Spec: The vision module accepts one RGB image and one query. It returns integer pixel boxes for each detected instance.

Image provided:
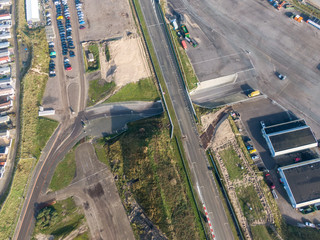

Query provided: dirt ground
[105,36,151,86]
[79,0,135,42]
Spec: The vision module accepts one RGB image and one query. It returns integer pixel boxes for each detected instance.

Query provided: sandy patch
[104,36,151,87]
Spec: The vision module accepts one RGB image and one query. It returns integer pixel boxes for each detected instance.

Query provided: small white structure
[0,32,11,40]
[0,0,12,7]
[0,66,10,75]
[0,14,10,21]
[88,53,94,62]
[0,115,9,123]
[0,41,9,49]
[0,49,9,58]
[26,0,40,24]
[0,86,14,96]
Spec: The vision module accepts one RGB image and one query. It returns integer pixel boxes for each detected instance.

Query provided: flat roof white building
[26,0,40,24]
[0,41,9,49]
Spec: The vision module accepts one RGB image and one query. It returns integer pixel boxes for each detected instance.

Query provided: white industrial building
[0,66,10,75]
[261,119,318,157]
[26,0,40,24]
[0,32,11,40]
[0,14,10,21]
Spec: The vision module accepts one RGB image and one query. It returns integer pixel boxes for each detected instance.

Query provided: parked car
[49,71,56,77]
[305,222,315,228]
[249,149,256,154]
[277,73,286,80]
[69,50,75,57]
[246,145,254,150]
[79,25,85,29]
[251,154,259,160]
[265,173,275,190]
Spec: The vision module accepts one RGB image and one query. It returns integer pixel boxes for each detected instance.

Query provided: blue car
[79,20,85,25]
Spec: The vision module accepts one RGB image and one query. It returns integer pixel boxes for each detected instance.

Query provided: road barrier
[156,3,198,123]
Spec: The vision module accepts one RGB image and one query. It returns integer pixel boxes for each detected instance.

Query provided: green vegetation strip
[0,0,59,236]
[219,146,245,181]
[289,0,320,19]
[105,77,159,103]
[169,28,198,90]
[207,150,245,240]
[87,79,115,106]
[251,225,273,240]
[33,197,85,238]
[49,149,76,192]
[87,43,100,72]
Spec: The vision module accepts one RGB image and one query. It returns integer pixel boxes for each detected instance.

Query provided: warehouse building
[261,119,318,157]
[278,158,320,209]
[26,0,40,24]
[0,41,9,49]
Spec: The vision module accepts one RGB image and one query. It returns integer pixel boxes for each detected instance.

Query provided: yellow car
[57,16,64,20]
[249,149,257,154]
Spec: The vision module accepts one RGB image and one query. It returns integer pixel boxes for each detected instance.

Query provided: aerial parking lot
[170,0,320,136]
[77,0,135,41]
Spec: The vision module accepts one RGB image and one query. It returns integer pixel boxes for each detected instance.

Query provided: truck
[191,38,198,47]
[171,19,178,30]
[248,90,260,98]
[277,1,285,10]
[181,24,190,38]
[181,40,187,49]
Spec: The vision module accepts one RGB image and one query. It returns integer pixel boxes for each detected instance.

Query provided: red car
[66,66,72,71]
[265,173,275,190]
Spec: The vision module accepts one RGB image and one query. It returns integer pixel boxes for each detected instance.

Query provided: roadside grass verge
[0,158,34,239]
[251,225,273,240]
[103,116,202,239]
[34,118,59,159]
[87,79,115,106]
[219,146,245,181]
[87,43,100,72]
[33,197,85,238]
[49,149,76,192]
[93,142,110,168]
[74,232,89,240]
[105,77,160,103]
[0,0,59,238]
[236,185,265,224]
[169,28,198,90]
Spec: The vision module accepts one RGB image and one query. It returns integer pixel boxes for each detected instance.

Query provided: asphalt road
[13,101,162,240]
[139,0,234,239]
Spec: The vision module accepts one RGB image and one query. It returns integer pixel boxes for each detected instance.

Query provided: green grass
[35,118,59,159]
[74,232,89,240]
[251,225,274,240]
[290,0,320,19]
[0,158,34,239]
[104,116,202,239]
[87,79,115,106]
[87,43,100,72]
[169,28,198,90]
[219,146,245,181]
[105,77,160,103]
[49,149,76,192]
[236,185,265,224]
[33,197,85,238]
[93,141,109,168]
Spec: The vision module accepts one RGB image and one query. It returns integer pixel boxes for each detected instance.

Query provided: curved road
[13,101,162,240]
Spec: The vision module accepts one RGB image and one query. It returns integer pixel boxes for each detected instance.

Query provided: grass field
[49,149,76,192]
[251,225,273,240]
[0,158,34,239]
[105,77,160,103]
[87,43,100,72]
[103,116,201,239]
[236,185,265,224]
[87,79,115,106]
[33,197,85,239]
[74,232,89,240]
[219,146,245,181]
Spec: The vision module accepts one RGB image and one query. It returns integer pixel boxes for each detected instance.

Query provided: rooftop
[264,119,306,135]
[281,159,320,205]
[269,127,317,152]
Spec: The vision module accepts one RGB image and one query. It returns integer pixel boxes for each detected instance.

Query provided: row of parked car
[75,0,85,28]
